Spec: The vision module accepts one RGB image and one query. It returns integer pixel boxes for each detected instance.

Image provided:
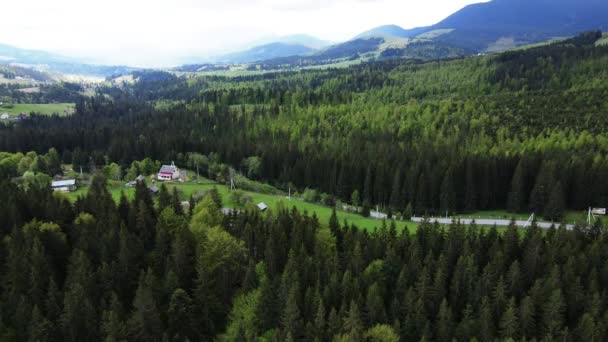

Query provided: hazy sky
[2,0,487,67]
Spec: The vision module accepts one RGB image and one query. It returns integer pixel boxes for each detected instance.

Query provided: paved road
[412,217,575,230]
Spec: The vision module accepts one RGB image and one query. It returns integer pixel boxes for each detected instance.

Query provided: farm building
[1,113,9,120]
[148,184,159,194]
[157,162,180,181]
[51,179,77,192]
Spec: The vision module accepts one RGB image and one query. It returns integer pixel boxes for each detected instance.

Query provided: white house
[1,113,9,120]
[51,179,77,192]
[157,162,180,181]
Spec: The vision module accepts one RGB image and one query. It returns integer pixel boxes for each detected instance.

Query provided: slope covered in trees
[0,172,607,341]
[1,33,608,219]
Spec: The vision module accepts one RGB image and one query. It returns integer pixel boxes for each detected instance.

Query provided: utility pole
[523,212,534,229]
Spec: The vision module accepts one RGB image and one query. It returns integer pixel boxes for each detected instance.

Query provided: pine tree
[101,294,127,342]
[171,187,184,215]
[328,307,340,341]
[518,296,536,339]
[389,166,403,210]
[435,299,453,342]
[343,300,363,341]
[464,160,477,211]
[128,272,163,341]
[541,289,565,339]
[507,158,526,213]
[366,282,388,325]
[478,296,494,342]
[242,259,259,292]
[167,289,194,340]
[544,181,565,221]
[499,298,519,339]
[575,313,599,341]
[281,282,302,340]
[61,284,97,342]
[29,305,52,342]
[439,167,456,215]
[314,299,326,341]
[529,160,554,214]
[157,184,172,211]
[351,190,360,209]
[404,202,413,219]
[257,277,279,332]
[363,166,373,207]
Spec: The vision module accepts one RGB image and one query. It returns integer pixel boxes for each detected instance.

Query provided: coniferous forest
[1,32,608,341]
[2,33,608,217]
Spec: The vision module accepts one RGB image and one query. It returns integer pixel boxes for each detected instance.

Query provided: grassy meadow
[0,103,75,117]
[63,179,418,233]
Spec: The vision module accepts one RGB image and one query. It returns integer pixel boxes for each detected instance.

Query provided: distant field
[64,180,418,233]
[0,103,75,116]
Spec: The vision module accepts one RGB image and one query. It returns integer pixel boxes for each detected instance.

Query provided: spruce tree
[366,282,388,325]
[435,299,453,342]
[499,298,519,339]
[544,181,565,221]
[128,272,163,341]
[439,167,456,215]
[343,300,363,341]
[507,158,526,213]
[281,282,302,340]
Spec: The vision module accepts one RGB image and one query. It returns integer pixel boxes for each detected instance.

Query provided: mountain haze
[214,42,316,64]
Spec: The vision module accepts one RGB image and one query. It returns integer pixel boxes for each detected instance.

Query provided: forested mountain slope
[1,32,608,218]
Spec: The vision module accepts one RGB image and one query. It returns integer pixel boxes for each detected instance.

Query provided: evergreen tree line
[1,174,608,341]
[1,35,608,217]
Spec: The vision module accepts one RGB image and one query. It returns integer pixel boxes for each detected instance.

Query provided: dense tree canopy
[0,174,607,341]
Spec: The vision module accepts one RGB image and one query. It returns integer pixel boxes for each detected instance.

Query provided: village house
[51,179,77,192]
[157,162,180,181]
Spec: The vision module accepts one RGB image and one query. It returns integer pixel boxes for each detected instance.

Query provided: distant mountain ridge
[214,42,316,64]
[0,43,138,77]
[357,0,608,52]
[222,0,608,71]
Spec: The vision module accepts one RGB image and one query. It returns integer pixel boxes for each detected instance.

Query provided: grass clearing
[65,180,417,233]
[0,103,75,116]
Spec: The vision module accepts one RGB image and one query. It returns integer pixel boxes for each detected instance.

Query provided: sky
[2,0,487,67]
